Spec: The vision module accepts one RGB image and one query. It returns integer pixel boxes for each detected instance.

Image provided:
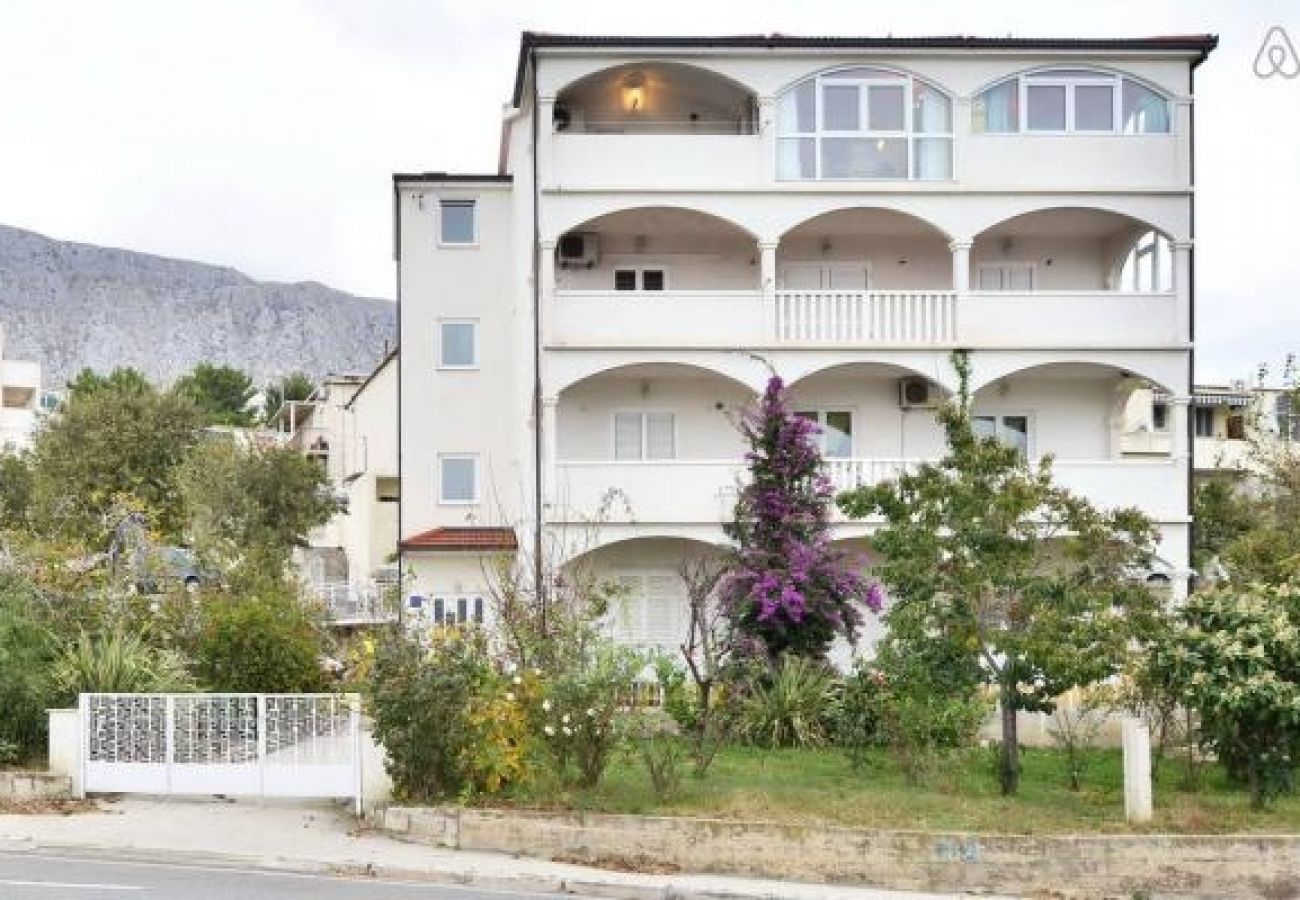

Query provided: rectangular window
[1152,402,1169,432]
[438,321,477,368]
[796,410,853,459]
[613,411,676,461]
[820,137,907,179]
[376,476,400,502]
[973,413,1031,457]
[822,84,860,130]
[431,595,484,626]
[1194,407,1215,438]
[1073,84,1115,131]
[1026,84,1067,131]
[438,454,478,504]
[613,269,666,291]
[976,263,1035,291]
[1226,415,1246,441]
[867,84,905,131]
[610,573,686,647]
[439,200,476,245]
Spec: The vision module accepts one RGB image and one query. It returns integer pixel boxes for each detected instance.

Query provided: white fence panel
[80,693,361,810]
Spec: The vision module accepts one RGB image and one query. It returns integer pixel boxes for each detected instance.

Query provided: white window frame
[1194,406,1216,439]
[611,410,677,462]
[436,318,479,370]
[777,68,954,181]
[429,594,485,626]
[608,571,687,649]
[975,262,1037,292]
[978,69,1172,136]
[972,411,1035,457]
[612,267,670,292]
[437,199,478,248]
[437,453,480,505]
[794,409,855,458]
[778,262,873,291]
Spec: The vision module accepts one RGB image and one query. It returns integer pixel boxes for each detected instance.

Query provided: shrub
[193,578,329,693]
[461,669,540,796]
[536,642,643,787]
[840,643,987,784]
[1046,686,1114,791]
[736,655,836,749]
[0,574,55,758]
[367,627,494,800]
[52,627,197,700]
[625,709,685,801]
[1150,583,1300,808]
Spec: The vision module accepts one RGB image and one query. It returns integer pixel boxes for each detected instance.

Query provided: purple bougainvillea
[722,375,882,661]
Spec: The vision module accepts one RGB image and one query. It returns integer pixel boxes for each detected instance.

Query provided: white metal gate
[79,693,361,810]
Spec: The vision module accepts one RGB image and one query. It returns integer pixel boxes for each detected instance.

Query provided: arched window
[777,68,953,181]
[1118,230,1172,292]
[973,69,1171,135]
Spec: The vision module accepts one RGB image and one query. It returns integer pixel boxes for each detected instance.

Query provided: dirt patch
[552,852,682,875]
[0,797,99,816]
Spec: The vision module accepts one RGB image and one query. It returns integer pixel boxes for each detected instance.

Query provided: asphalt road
[0,852,588,899]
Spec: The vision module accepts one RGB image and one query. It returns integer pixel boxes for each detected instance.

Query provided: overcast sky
[1,0,1295,382]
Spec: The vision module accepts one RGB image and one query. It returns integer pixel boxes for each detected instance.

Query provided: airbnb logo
[1255,26,1300,79]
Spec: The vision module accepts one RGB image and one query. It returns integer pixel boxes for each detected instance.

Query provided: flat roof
[512,31,1218,105]
[393,172,513,185]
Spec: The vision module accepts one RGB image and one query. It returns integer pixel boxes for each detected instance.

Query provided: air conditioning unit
[557,232,599,269]
[898,377,936,410]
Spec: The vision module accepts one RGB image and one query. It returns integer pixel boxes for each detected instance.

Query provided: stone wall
[373,805,1300,899]
[0,771,73,801]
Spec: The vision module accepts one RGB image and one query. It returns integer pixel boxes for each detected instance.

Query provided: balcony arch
[969,207,1176,293]
[777,208,955,289]
[553,61,758,135]
[553,206,761,294]
[971,66,1175,135]
[775,66,955,181]
[970,357,1177,397]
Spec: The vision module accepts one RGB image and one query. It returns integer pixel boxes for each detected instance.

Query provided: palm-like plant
[737,655,836,749]
[53,627,197,698]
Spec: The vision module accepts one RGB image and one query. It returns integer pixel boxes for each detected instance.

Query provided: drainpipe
[530,48,546,632]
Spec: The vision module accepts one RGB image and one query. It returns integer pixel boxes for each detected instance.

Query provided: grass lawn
[492,746,1300,835]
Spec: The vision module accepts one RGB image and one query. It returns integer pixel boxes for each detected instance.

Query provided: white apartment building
[395,33,1217,646]
[282,357,399,624]
[0,323,42,451]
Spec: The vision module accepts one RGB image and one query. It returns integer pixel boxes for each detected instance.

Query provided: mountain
[0,224,396,388]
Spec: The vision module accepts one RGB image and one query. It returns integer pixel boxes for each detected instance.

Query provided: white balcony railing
[553,457,1187,525]
[310,580,397,626]
[775,291,958,344]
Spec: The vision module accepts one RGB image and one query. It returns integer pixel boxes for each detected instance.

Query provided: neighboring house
[394,32,1215,653]
[279,354,399,625]
[0,323,42,451]
[1126,382,1296,489]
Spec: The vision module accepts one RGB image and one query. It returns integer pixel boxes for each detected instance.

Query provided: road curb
[0,835,847,900]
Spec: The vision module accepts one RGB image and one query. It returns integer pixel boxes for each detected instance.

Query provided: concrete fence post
[46,708,83,799]
[1122,716,1153,823]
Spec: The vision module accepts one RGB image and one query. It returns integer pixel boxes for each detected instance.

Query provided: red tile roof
[399,527,519,552]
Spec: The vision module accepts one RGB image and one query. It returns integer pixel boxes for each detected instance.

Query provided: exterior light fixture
[622,72,646,112]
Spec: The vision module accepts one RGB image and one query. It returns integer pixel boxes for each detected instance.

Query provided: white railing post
[164,695,174,796]
[77,693,88,800]
[350,695,363,816]
[256,693,267,805]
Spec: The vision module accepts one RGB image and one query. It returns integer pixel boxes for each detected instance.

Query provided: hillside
[0,224,395,387]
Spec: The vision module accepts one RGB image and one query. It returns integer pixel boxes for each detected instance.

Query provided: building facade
[395,33,1216,650]
[0,323,42,451]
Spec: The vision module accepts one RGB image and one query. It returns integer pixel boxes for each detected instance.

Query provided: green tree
[65,366,153,401]
[261,372,316,425]
[174,363,256,427]
[0,451,33,526]
[0,572,56,759]
[838,352,1158,796]
[29,385,203,543]
[178,437,341,567]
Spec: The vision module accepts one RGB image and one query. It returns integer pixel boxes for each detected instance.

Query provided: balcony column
[1170,396,1191,462]
[949,239,972,293]
[1171,240,1193,343]
[539,239,557,345]
[540,395,559,513]
[759,240,779,299]
[758,95,777,176]
[536,96,556,180]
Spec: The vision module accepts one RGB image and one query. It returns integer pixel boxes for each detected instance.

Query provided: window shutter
[614,413,643,460]
[644,575,685,646]
[645,412,676,460]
